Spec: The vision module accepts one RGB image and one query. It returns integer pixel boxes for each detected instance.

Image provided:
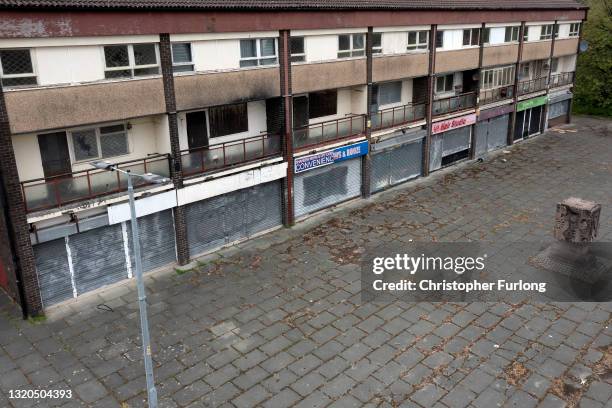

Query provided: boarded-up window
[309,90,337,119]
[209,103,249,138]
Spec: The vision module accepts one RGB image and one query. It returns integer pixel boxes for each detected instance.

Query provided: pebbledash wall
[0,1,587,315]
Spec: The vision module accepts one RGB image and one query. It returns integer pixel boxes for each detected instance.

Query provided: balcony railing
[517,77,548,95]
[293,114,366,150]
[371,102,427,131]
[432,92,477,117]
[480,85,515,105]
[21,154,171,213]
[181,133,281,177]
[549,72,575,88]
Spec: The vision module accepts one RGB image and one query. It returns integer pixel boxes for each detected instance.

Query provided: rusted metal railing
[293,114,366,150]
[371,102,427,131]
[480,85,515,105]
[432,92,477,116]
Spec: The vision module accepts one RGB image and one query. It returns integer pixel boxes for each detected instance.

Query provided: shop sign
[517,95,548,112]
[431,114,476,135]
[478,104,514,122]
[294,140,369,174]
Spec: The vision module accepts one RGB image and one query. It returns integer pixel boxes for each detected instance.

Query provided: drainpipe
[470,22,486,160]
[422,24,437,177]
[508,22,526,146]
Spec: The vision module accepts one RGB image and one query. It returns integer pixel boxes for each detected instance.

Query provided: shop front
[429,113,476,172]
[514,95,548,142]
[371,128,425,194]
[474,104,513,158]
[294,141,368,218]
[547,91,573,128]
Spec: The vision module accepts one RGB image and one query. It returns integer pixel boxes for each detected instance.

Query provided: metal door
[371,140,423,194]
[126,210,177,273]
[442,126,471,157]
[37,131,72,179]
[186,181,282,258]
[294,158,362,218]
[487,115,509,151]
[474,121,489,158]
[186,111,209,149]
[34,239,73,307]
[69,224,128,294]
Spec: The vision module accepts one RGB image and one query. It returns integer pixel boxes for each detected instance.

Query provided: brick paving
[1,116,611,407]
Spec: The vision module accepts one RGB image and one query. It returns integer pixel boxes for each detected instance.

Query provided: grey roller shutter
[69,224,128,294]
[34,239,73,307]
[294,158,362,218]
[371,139,423,194]
[429,133,444,172]
[127,210,177,273]
[441,126,471,156]
[487,114,509,151]
[475,121,489,158]
[548,101,570,119]
[187,181,282,258]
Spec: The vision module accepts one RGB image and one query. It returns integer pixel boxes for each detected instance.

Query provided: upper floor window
[209,103,248,137]
[240,38,278,68]
[407,31,429,51]
[372,33,382,54]
[569,23,581,37]
[375,81,402,106]
[524,27,530,42]
[171,43,194,73]
[0,49,37,87]
[290,37,305,62]
[436,74,454,94]
[481,66,515,89]
[463,28,480,46]
[505,26,520,43]
[550,58,559,73]
[540,25,555,40]
[309,90,337,119]
[71,124,129,162]
[104,44,159,79]
[338,34,365,58]
[435,31,444,49]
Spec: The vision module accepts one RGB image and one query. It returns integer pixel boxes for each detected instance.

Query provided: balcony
[549,72,575,88]
[293,114,366,150]
[181,133,282,177]
[20,154,171,213]
[517,77,548,96]
[432,92,477,117]
[480,85,515,105]
[371,102,427,131]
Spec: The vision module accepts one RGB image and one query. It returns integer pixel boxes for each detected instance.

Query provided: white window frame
[290,36,306,62]
[481,65,515,90]
[462,28,480,47]
[569,23,581,37]
[372,33,383,54]
[68,123,130,163]
[540,25,554,40]
[435,74,454,94]
[505,26,520,43]
[338,34,366,58]
[171,42,195,73]
[0,48,38,87]
[407,31,429,51]
[239,38,279,67]
[103,43,160,79]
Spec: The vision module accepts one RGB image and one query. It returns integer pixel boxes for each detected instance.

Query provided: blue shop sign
[294,140,369,174]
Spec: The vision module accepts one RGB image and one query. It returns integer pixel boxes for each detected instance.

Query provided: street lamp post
[90,161,169,408]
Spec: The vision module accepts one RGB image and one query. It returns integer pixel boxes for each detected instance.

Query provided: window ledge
[3,74,163,92]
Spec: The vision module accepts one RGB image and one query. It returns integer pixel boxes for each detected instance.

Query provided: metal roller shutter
[475,121,489,158]
[186,181,282,258]
[487,115,509,151]
[371,140,422,194]
[34,239,73,307]
[127,210,177,273]
[69,224,128,294]
[548,101,570,119]
[442,126,471,156]
[294,158,362,218]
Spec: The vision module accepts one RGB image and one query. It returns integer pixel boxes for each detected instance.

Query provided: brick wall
[0,179,19,301]
[0,85,42,316]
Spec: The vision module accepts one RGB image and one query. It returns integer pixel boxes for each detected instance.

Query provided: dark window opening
[441,149,469,167]
[290,37,305,62]
[209,103,249,138]
[308,90,337,119]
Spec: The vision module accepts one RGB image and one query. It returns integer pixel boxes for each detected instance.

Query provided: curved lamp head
[141,173,170,184]
[90,160,115,171]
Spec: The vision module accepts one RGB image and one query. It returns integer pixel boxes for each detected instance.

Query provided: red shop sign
[431,113,477,135]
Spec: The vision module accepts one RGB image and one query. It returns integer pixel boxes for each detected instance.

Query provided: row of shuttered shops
[32,92,573,307]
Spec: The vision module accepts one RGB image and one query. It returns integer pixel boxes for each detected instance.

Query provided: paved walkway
[1,116,611,407]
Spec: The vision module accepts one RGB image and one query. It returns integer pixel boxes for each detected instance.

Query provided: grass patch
[27,315,47,324]
[175,267,192,275]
